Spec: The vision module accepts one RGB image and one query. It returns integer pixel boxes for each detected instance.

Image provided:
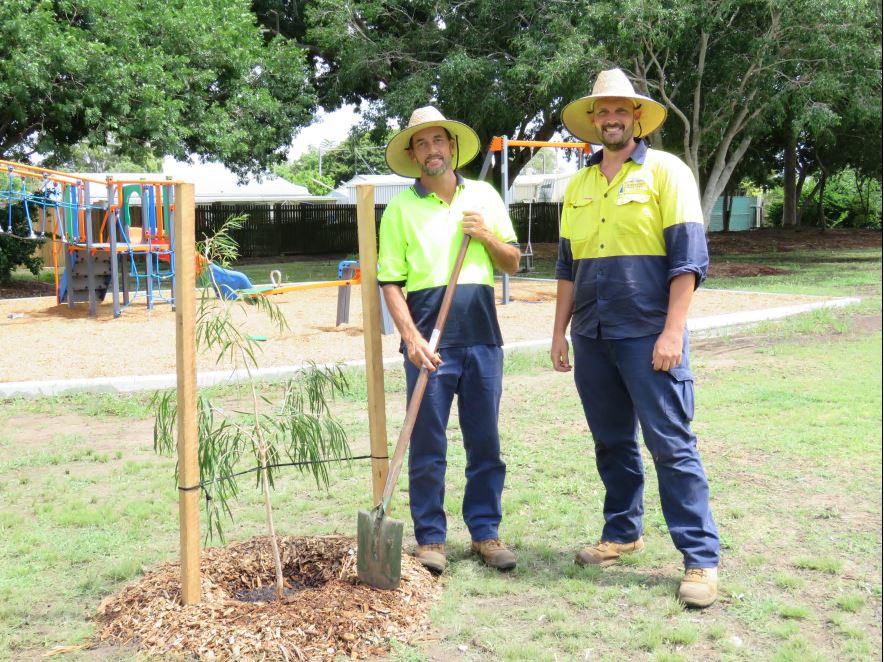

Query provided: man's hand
[652,327,683,371]
[404,334,442,371]
[460,210,493,243]
[550,335,572,372]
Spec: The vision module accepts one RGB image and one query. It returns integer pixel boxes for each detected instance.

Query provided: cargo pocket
[665,366,695,422]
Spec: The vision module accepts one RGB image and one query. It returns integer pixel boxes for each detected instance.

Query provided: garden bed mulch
[93,535,440,661]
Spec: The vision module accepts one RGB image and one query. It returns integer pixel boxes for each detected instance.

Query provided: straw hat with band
[562,68,667,145]
[385,106,481,178]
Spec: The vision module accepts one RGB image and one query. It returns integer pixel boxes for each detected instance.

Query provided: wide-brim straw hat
[385,106,480,178]
[562,68,667,144]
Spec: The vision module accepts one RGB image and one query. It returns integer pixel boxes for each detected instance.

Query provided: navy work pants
[404,345,506,545]
[571,332,720,568]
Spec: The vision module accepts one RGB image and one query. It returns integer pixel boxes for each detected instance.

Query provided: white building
[510,172,576,203]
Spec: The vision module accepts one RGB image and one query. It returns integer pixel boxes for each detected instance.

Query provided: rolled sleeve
[664,222,709,287]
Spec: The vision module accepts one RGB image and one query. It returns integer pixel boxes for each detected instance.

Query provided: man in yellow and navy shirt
[551,69,720,608]
[377,106,521,574]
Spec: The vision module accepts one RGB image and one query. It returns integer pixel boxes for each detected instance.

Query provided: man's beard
[600,124,634,151]
[420,154,452,176]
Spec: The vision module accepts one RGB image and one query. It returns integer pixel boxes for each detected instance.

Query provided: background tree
[275,129,391,194]
[304,0,601,187]
[300,0,880,227]
[0,0,316,177]
[588,0,881,226]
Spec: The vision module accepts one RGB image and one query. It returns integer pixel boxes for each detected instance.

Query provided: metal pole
[501,136,510,305]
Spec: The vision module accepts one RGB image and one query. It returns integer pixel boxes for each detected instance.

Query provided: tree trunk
[722,188,732,233]
[817,169,829,231]
[783,120,798,227]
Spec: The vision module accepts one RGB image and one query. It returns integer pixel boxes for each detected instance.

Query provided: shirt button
[604,193,608,198]
[601,218,605,223]
[600,244,605,249]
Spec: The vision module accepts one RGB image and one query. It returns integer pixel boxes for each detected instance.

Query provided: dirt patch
[0,282,849,384]
[94,535,440,661]
[706,227,881,254]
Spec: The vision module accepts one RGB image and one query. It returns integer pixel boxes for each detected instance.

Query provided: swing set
[478,137,593,303]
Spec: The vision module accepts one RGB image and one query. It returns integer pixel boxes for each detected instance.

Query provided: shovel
[357,234,472,589]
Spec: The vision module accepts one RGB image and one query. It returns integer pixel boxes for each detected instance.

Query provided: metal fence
[195,202,565,257]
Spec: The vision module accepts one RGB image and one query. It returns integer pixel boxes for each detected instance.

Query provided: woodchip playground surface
[0,278,857,391]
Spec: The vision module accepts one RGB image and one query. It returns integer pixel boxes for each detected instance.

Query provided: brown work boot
[413,544,447,573]
[471,539,517,571]
[575,537,645,567]
[678,567,718,608]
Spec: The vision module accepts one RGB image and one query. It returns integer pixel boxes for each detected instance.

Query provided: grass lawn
[0,241,880,661]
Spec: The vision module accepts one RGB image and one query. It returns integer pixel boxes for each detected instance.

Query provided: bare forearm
[382,284,421,343]
[664,273,696,334]
[483,239,521,274]
[553,279,575,337]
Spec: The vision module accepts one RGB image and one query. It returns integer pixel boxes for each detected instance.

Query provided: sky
[288,105,361,159]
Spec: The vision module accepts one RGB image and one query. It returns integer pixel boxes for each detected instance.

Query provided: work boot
[471,539,517,571]
[678,567,718,608]
[413,544,447,573]
[575,537,645,567]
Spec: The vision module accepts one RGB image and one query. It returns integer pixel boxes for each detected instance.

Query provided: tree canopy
[300,0,880,225]
[0,0,316,177]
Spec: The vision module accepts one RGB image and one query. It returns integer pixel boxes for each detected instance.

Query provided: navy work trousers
[571,332,720,568]
[404,344,506,545]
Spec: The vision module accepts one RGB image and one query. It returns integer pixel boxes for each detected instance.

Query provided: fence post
[174,182,200,606]
[356,185,389,505]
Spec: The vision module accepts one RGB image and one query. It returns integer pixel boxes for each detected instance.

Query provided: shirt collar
[412,172,465,198]
[587,139,649,167]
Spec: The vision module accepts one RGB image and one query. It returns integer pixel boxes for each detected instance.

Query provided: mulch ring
[93,535,441,661]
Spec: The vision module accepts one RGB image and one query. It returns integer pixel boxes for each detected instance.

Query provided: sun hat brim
[385,119,480,178]
[562,93,667,145]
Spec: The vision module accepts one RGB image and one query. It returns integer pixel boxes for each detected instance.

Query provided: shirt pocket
[615,192,656,237]
[565,198,599,259]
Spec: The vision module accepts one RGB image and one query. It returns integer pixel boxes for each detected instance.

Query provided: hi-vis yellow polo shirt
[378,174,518,348]
[555,140,709,339]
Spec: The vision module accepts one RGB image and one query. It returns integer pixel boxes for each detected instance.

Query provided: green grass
[230,255,357,285]
[0,243,880,661]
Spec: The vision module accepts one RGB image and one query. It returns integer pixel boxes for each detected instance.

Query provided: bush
[764,168,882,229]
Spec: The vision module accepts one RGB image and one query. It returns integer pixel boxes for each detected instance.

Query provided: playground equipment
[478,137,593,303]
[0,159,180,317]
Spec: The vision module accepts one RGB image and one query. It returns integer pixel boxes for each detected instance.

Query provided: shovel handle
[379,234,472,511]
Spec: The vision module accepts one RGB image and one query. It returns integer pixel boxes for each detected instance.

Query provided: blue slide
[208,263,255,300]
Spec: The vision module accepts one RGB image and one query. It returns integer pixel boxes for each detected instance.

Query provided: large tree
[297,0,879,226]
[0,0,316,177]
[303,0,600,186]
[594,0,881,225]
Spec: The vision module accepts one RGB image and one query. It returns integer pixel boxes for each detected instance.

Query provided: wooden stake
[356,185,389,505]
[174,182,200,605]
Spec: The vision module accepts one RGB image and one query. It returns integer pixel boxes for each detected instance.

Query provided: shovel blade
[356,508,404,589]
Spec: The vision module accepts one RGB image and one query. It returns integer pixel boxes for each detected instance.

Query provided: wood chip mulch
[93,535,441,661]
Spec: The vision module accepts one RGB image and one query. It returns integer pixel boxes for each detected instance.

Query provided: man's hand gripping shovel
[357,235,471,589]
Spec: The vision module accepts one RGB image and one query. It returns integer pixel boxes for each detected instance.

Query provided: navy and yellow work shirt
[378,174,518,348]
[555,141,709,339]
